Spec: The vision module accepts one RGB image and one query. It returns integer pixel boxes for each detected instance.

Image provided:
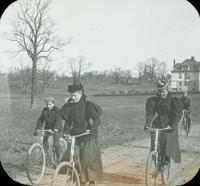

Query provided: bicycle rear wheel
[26,143,46,184]
[178,119,183,136]
[161,162,170,184]
[145,151,158,186]
[59,138,67,158]
[185,116,191,136]
[52,162,80,186]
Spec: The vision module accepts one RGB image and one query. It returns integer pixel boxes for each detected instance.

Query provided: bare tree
[5,0,65,108]
[136,57,167,82]
[66,56,92,84]
[8,64,32,94]
[110,67,124,84]
[156,61,167,79]
[136,62,145,83]
[37,60,55,90]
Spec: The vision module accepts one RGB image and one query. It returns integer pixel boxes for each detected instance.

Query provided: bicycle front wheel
[52,161,80,186]
[26,143,46,184]
[145,151,158,186]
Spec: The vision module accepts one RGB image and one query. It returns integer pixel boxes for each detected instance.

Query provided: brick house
[169,56,200,92]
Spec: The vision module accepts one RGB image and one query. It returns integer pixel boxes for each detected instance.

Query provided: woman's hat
[44,97,55,104]
[67,83,84,93]
[156,79,169,90]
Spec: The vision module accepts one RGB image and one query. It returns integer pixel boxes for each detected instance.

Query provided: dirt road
[12,124,200,186]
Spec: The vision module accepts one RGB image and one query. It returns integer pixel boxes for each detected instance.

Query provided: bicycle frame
[37,129,54,148]
[144,127,173,185]
[145,127,174,152]
[64,131,91,165]
[37,129,59,164]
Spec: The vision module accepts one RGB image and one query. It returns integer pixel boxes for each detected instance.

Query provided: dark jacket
[180,96,191,111]
[60,96,102,136]
[36,106,63,131]
[145,93,183,163]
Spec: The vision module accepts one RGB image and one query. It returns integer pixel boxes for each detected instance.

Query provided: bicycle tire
[185,113,191,136]
[161,162,170,184]
[52,161,80,186]
[178,122,182,136]
[59,138,67,158]
[145,151,158,186]
[26,143,46,184]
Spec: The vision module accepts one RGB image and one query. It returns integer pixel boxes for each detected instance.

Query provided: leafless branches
[66,56,92,84]
[5,0,65,108]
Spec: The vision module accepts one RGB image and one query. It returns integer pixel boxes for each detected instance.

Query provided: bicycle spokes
[52,162,79,186]
[26,144,45,184]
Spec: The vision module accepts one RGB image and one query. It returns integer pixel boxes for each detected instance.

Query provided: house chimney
[173,59,176,67]
[191,56,194,60]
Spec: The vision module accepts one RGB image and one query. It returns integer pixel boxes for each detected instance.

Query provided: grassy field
[0,78,200,170]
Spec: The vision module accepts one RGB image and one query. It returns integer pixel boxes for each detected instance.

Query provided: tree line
[4,0,170,108]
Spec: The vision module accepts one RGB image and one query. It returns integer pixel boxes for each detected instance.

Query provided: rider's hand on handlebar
[86,129,90,134]
[63,133,72,142]
[33,130,39,136]
[53,129,58,134]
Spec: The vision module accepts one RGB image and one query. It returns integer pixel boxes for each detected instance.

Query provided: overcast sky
[0,0,200,75]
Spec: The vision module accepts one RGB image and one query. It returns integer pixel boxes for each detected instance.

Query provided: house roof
[171,57,200,72]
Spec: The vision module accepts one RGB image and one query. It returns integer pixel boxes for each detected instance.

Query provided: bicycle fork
[153,130,159,177]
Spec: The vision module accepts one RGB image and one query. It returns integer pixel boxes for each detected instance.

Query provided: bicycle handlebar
[64,131,90,139]
[144,126,174,133]
[36,129,55,134]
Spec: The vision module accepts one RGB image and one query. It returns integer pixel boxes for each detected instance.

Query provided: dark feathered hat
[156,79,169,90]
[67,82,84,93]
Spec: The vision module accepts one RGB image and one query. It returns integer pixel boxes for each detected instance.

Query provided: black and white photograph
[0,0,200,185]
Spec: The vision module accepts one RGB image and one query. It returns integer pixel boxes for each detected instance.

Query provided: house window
[185,73,189,79]
[179,82,182,86]
[184,81,187,86]
[179,73,182,79]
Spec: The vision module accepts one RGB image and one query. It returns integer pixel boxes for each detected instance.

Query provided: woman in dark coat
[144,79,183,164]
[60,83,103,186]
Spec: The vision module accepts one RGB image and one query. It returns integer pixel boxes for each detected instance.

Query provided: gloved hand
[63,133,72,143]
[53,129,58,134]
[144,125,149,130]
[33,130,38,136]
[144,126,147,130]
[166,125,175,132]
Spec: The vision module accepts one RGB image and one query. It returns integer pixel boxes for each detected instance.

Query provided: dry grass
[0,79,199,169]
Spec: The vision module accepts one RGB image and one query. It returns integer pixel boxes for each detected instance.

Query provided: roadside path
[13,124,200,186]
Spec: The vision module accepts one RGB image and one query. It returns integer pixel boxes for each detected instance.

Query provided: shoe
[89,181,96,186]
[80,182,86,186]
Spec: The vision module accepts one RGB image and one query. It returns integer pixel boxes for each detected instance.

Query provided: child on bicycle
[60,82,103,186]
[33,97,63,164]
[180,90,191,131]
[144,79,183,166]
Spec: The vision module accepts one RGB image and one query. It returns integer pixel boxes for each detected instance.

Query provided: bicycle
[144,126,174,186]
[178,109,191,136]
[26,129,67,184]
[52,130,91,186]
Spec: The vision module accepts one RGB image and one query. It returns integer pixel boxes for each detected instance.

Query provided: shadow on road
[103,172,142,184]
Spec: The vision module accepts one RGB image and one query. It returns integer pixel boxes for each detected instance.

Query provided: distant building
[169,56,200,92]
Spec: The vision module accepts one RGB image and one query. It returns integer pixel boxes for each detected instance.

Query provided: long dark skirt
[150,131,181,163]
[60,136,103,182]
